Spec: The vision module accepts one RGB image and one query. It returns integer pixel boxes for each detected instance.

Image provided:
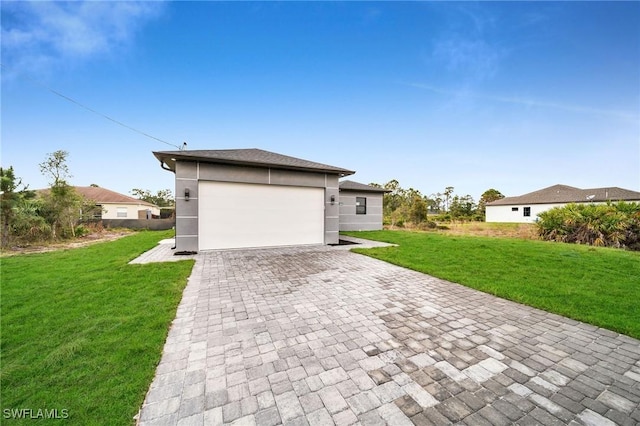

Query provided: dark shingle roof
[153,149,355,176]
[488,184,640,206]
[339,180,390,193]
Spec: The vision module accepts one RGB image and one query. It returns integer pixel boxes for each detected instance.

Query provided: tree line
[0,150,173,248]
[369,180,505,227]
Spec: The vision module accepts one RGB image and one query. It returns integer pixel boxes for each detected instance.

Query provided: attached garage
[198,182,324,250]
[153,149,355,252]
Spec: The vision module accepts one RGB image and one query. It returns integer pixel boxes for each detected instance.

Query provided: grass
[1,230,194,425]
[344,230,640,339]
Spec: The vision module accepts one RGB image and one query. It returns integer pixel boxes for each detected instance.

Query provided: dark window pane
[356,197,367,215]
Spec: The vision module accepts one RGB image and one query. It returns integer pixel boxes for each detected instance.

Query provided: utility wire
[0,63,182,150]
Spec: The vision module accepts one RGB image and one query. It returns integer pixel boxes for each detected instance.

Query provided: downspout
[160,160,174,173]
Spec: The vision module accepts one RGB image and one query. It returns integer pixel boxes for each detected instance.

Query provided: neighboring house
[153,149,355,251]
[486,184,640,223]
[338,180,388,231]
[73,186,161,219]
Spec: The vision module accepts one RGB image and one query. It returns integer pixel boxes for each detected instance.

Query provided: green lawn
[1,230,194,425]
[345,230,640,339]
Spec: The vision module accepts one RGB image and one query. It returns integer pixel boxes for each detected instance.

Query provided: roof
[487,184,640,206]
[339,180,390,193]
[153,149,355,176]
[38,186,159,208]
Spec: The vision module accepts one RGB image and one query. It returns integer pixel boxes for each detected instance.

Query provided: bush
[537,202,640,250]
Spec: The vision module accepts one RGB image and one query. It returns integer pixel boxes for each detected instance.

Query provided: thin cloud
[409,83,639,121]
[430,4,505,82]
[432,37,504,81]
[1,1,165,74]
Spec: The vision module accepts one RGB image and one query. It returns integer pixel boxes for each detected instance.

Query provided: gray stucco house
[154,148,379,251]
[338,180,388,231]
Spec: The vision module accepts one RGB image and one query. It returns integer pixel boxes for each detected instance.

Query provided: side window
[523,207,531,217]
[511,207,519,212]
[117,207,127,218]
[356,197,367,215]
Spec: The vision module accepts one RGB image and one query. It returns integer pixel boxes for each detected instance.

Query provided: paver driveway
[138,245,640,425]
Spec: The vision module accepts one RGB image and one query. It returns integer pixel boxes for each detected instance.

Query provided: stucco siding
[173,160,341,251]
[339,191,384,231]
[487,202,587,223]
[101,203,160,219]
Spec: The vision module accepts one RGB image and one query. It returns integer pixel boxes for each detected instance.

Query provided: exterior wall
[175,161,199,252]
[339,191,384,231]
[173,160,341,252]
[100,203,160,219]
[487,202,581,223]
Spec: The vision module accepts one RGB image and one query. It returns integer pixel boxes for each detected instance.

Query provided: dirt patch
[386,222,538,240]
[441,222,538,239]
[0,230,133,257]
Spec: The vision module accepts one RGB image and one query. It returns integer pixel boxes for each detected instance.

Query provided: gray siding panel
[339,191,384,231]
[270,169,326,187]
[175,162,199,251]
[198,163,269,184]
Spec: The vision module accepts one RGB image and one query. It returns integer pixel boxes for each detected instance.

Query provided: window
[523,207,531,217]
[356,197,367,215]
[511,207,519,212]
[117,207,127,218]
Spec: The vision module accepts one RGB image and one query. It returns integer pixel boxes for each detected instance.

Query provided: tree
[449,194,477,221]
[39,151,85,239]
[1,166,37,247]
[443,186,454,211]
[409,195,429,224]
[130,188,174,207]
[39,150,72,186]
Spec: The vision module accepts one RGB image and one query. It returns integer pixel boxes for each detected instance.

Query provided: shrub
[537,202,640,250]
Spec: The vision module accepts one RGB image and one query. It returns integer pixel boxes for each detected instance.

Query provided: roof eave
[153,151,355,176]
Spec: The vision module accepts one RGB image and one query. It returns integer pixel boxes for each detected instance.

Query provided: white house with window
[72,186,161,219]
[486,184,640,223]
[338,180,388,231]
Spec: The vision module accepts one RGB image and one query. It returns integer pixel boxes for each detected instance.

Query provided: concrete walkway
[136,244,640,425]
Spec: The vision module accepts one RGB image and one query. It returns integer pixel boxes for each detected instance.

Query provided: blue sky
[2,1,639,201]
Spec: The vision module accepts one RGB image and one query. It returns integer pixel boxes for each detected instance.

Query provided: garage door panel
[199,182,324,250]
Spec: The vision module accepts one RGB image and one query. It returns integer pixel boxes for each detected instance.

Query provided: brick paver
[137,244,640,425]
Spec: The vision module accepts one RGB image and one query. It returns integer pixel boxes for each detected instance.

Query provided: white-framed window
[523,207,531,217]
[117,207,127,218]
[511,207,519,212]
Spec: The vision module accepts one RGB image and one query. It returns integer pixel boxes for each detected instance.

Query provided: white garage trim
[198,181,325,250]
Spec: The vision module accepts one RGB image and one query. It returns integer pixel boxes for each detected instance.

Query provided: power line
[0,63,182,150]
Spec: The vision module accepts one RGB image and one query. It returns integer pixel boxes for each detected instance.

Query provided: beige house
[486,184,640,223]
[73,186,161,219]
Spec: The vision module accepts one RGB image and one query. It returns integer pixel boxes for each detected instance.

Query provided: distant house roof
[153,149,355,176]
[38,186,159,208]
[339,180,390,193]
[488,184,640,206]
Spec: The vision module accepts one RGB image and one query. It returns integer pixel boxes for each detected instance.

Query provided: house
[153,149,356,251]
[339,180,388,231]
[73,186,161,219]
[486,184,640,223]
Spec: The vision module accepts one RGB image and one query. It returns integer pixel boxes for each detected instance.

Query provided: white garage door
[198,181,325,250]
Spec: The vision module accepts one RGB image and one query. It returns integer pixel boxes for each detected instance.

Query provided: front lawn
[345,230,640,339]
[1,230,194,425]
